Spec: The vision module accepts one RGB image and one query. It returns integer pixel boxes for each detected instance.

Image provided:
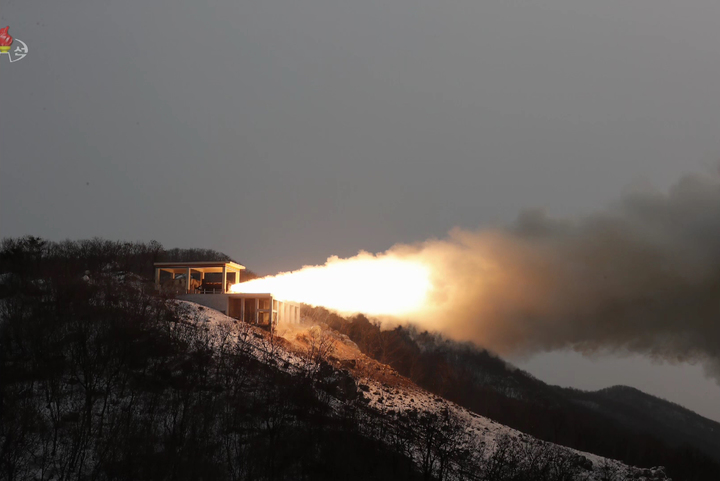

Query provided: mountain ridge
[575,384,720,462]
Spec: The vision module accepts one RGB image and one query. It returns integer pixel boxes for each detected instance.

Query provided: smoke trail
[237,173,720,381]
[387,173,720,381]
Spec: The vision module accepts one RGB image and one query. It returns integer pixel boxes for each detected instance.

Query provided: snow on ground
[357,374,634,478]
[176,300,668,481]
[173,300,310,377]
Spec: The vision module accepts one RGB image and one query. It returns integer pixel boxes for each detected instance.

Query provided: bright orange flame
[229,252,432,316]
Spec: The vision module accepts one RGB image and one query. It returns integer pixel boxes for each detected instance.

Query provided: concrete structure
[154,261,245,294]
[154,262,300,331]
[179,293,301,330]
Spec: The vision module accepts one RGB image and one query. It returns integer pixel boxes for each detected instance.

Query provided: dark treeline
[0,236,258,283]
[306,307,720,481]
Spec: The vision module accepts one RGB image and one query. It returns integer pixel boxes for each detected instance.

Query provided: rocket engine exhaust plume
[230,254,432,316]
[233,173,720,382]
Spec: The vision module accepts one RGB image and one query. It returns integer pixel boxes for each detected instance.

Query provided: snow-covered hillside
[178,300,669,481]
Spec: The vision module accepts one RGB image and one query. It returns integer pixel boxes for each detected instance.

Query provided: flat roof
[227,292,273,297]
[155,261,245,270]
[180,292,301,305]
[227,293,302,306]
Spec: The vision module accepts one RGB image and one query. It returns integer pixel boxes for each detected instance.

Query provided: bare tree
[302,327,336,381]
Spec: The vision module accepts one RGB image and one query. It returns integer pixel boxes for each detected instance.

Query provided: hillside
[574,386,720,463]
[0,237,712,480]
[0,270,423,480]
[310,308,720,481]
[1,263,661,480]
[165,301,666,481]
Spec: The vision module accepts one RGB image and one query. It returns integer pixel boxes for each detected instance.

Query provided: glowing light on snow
[229,252,432,316]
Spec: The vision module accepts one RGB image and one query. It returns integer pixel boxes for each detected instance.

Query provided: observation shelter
[154,261,301,330]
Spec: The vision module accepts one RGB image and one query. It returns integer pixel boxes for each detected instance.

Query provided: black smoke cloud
[391,174,720,381]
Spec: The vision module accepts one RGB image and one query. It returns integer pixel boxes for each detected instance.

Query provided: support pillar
[155,268,160,289]
[222,265,227,293]
[186,267,192,294]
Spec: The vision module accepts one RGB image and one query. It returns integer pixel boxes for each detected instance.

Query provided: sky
[2,1,720,421]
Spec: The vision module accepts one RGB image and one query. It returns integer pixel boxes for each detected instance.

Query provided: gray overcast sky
[3,1,720,421]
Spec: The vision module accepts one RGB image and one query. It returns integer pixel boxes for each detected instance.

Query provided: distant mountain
[573,385,720,463]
